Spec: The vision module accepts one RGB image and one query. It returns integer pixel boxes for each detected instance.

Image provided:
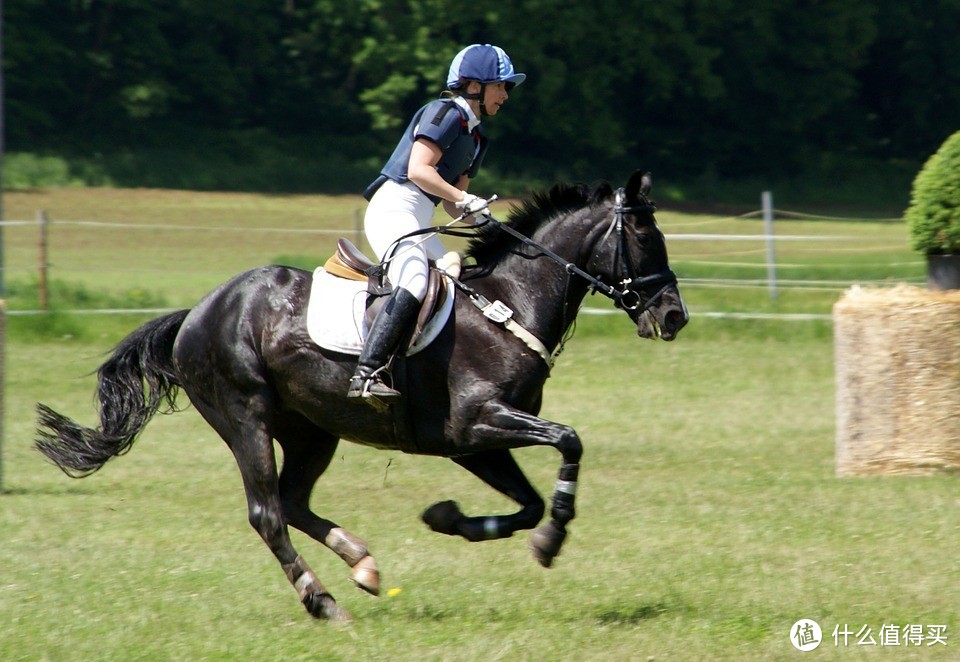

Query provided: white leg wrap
[555,479,578,495]
[295,570,319,600]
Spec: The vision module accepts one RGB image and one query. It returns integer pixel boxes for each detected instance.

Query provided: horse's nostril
[665,309,687,331]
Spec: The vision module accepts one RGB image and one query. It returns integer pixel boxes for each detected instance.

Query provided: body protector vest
[364,99,489,203]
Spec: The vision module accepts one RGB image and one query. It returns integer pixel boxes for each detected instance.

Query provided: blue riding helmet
[446,44,526,90]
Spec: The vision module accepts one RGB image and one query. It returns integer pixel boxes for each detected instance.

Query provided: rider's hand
[455,191,489,217]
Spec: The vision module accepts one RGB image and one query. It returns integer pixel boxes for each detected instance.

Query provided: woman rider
[347,44,526,404]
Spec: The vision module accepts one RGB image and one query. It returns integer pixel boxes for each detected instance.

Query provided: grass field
[1,189,955,660]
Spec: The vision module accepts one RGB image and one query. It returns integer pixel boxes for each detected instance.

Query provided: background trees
[5,1,957,197]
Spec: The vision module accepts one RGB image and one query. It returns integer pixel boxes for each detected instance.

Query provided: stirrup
[347,371,401,402]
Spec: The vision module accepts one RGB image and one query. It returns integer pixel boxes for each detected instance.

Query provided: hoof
[304,592,353,622]
[350,555,381,596]
[421,500,464,536]
[529,521,567,568]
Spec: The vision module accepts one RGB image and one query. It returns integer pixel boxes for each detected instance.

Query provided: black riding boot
[347,288,420,404]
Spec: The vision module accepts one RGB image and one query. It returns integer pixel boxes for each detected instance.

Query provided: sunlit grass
[3,322,957,659]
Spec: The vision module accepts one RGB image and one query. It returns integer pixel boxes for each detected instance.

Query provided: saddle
[322,238,449,348]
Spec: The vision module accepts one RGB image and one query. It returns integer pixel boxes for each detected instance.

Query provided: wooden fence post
[762,191,777,301]
[38,210,49,310]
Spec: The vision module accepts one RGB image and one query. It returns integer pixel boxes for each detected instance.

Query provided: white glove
[455,191,489,216]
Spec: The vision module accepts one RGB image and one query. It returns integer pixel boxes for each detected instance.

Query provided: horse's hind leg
[275,416,380,596]
[422,449,546,542]
[189,396,350,621]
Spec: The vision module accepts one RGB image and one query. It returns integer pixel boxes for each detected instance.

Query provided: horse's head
[465,172,688,343]
[590,170,688,341]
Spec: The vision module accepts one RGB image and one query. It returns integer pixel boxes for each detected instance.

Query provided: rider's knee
[398,282,427,303]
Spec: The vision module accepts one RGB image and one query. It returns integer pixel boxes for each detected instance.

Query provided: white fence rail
[0,192,923,319]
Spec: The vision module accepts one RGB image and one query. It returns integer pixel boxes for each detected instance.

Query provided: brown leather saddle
[322,238,450,347]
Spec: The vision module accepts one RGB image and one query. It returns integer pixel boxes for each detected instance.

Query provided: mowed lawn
[1,189,956,660]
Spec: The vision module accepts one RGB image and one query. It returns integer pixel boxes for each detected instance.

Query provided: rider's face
[466,81,509,116]
[483,82,509,116]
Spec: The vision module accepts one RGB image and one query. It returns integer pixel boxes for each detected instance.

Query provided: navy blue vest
[364,99,488,204]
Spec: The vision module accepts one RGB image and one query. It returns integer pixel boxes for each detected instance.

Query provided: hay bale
[834,285,960,475]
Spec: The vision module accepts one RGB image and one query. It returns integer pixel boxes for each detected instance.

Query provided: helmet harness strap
[461,82,490,116]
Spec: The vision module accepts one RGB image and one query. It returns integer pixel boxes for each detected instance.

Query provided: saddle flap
[414,268,447,339]
[363,267,448,351]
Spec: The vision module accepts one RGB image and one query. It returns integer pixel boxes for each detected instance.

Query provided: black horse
[36,171,688,621]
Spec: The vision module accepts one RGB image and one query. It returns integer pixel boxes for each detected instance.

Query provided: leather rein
[470,187,678,314]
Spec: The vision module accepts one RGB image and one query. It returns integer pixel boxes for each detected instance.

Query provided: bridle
[473,187,677,315]
[593,187,678,314]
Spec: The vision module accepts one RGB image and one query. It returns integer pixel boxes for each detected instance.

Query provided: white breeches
[364,179,446,302]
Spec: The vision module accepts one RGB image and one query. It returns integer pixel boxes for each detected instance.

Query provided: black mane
[465,180,614,267]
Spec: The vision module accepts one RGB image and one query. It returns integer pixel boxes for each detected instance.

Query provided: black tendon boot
[347,288,421,404]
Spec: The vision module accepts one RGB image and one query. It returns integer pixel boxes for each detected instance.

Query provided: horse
[35,170,688,621]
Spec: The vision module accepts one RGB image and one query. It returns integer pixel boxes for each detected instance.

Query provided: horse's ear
[625,170,653,199]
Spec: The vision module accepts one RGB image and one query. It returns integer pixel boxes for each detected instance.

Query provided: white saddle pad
[306,267,455,356]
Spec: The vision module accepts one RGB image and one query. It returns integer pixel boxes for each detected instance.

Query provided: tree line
[5,1,959,191]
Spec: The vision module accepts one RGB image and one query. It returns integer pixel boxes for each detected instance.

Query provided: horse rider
[347,44,526,405]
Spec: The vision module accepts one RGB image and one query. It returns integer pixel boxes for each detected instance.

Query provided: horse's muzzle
[634,286,688,341]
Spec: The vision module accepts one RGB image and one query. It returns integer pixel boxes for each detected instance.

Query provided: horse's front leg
[456,400,582,567]
[421,449,545,542]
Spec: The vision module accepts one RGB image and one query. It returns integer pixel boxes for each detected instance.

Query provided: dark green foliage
[906,131,960,255]
[5,1,959,193]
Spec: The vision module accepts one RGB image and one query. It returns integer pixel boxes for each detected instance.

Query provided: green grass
[0,189,954,659]
[3,325,957,659]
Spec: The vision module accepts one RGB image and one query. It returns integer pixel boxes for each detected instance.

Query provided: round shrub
[906,131,960,255]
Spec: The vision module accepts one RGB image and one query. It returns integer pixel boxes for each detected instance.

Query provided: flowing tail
[35,309,190,478]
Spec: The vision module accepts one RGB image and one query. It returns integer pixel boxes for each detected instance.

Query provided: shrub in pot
[905,130,960,290]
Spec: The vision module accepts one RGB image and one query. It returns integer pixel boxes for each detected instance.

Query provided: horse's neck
[477,212,597,351]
